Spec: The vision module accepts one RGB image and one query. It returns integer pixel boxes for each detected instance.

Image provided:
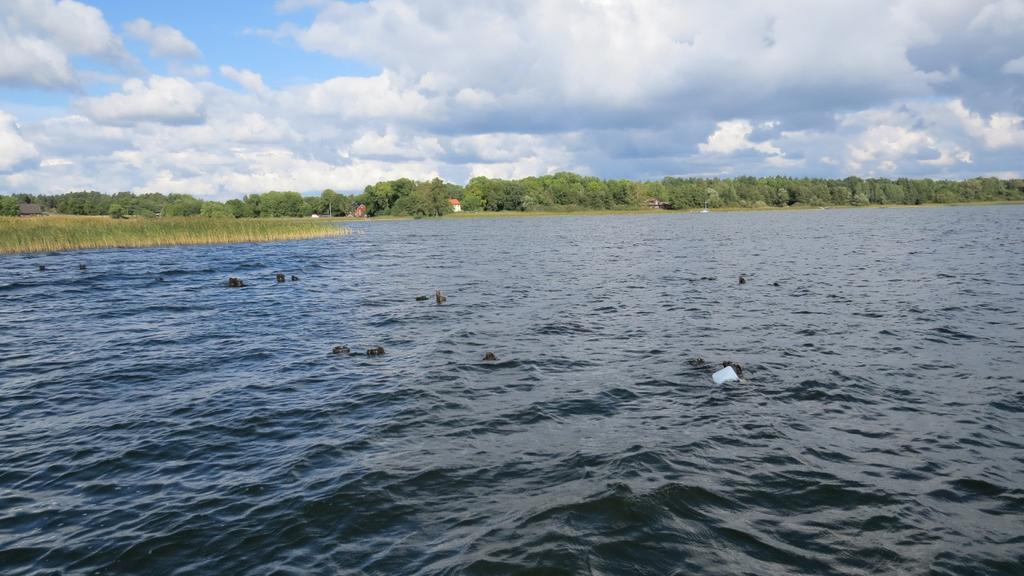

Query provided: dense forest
[2,175,1022,218]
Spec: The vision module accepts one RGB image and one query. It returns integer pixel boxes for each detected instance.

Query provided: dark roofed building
[18,203,43,216]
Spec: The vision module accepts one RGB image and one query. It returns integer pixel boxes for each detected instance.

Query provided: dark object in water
[722,360,744,377]
[700,276,715,281]
[738,275,747,285]
[228,277,245,288]
[367,346,385,356]
[687,357,706,367]
[290,275,299,282]
[332,345,350,355]
[38,265,46,271]
[435,290,447,304]
[772,281,780,287]
[415,295,429,301]
[79,264,86,270]
[483,352,497,361]
[156,276,165,282]
[276,273,286,283]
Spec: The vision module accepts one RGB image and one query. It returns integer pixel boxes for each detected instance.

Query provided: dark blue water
[2,207,1023,575]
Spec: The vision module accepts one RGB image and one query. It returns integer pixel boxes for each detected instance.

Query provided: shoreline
[354,200,1024,222]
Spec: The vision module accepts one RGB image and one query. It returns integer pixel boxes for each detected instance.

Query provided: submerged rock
[276,273,286,283]
[332,345,350,355]
[79,264,86,271]
[772,281,781,287]
[290,275,299,282]
[738,275,747,285]
[687,357,707,367]
[483,352,497,361]
[228,277,245,288]
[435,290,447,304]
[367,346,385,356]
[38,265,46,271]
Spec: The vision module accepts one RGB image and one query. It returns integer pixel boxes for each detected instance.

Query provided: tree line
[2,174,1022,218]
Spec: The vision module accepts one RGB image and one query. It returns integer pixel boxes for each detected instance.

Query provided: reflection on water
[1,206,1023,575]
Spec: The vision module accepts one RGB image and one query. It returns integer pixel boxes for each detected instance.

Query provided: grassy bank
[0,216,350,254]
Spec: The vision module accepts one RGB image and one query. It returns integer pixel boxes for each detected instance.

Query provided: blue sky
[1,0,1023,199]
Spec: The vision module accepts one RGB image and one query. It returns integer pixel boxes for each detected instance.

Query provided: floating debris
[721,360,744,377]
[38,265,46,271]
[290,275,299,282]
[772,281,781,287]
[332,345,350,355]
[712,365,740,384]
[738,275,747,285]
[435,290,447,304]
[227,277,245,288]
[276,273,286,283]
[156,276,165,282]
[367,346,385,356]
[483,352,497,361]
[687,357,707,367]
[415,295,429,301]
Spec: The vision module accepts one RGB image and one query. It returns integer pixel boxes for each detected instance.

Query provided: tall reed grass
[0,216,349,254]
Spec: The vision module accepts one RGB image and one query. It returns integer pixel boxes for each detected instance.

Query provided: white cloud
[0,0,131,89]
[77,76,206,126]
[699,120,782,156]
[0,111,39,171]
[296,72,438,120]
[949,99,1024,148]
[220,65,269,95]
[347,129,444,159]
[124,18,200,59]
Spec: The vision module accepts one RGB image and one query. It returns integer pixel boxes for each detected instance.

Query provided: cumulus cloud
[77,76,206,126]
[124,19,200,59]
[0,0,131,88]
[699,120,782,156]
[0,111,40,171]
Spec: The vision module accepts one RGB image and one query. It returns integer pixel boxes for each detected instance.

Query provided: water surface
[1,207,1023,574]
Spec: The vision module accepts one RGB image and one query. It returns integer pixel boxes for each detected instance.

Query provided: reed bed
[0,216,349,254]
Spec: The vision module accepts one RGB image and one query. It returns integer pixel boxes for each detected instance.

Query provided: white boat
[700,199,710,213]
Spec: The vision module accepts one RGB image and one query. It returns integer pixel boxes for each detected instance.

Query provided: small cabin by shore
[646,198,672,210]
[18,203,43,216]
[448,198,462,212]
[352,204,367,218]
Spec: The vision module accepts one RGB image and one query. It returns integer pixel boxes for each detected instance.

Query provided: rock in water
[79,264,86,271]
[38,265,46,271]
[415,295,429,301]
[739,275,747,285]
[276,273,286,283]
[228,277,245,288]
[483,352,497,361]
[435,290,447,304]
[290,275,299,282]
[332,345,350,354]
[367,346,385,356]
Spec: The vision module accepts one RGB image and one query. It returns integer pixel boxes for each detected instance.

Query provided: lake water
[1,207,1022,575]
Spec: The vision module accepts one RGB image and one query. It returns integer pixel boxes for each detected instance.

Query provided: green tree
[0,195,19,216]
[108,203,127,219]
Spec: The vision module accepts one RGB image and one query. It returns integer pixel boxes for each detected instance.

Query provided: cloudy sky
[1,0,1022,199]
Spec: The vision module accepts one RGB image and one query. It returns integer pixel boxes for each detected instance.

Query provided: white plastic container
[712,366,740,384]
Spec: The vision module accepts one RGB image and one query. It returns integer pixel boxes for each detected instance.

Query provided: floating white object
[712,366,740,384]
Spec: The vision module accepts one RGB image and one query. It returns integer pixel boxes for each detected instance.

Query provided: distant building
[352,204,367,218]
[448,198,462,212]
[310,213,320,218]
[646,198,672,210]
[18,203,43,216]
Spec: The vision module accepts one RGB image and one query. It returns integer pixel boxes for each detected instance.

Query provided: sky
[1,0,1023,200]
